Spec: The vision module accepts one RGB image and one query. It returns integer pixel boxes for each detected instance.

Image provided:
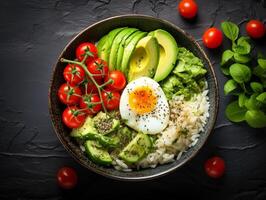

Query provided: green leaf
[245,94,263,110]
[258,59,266,69]
[229,63,251,83]
[238,93,248,107]
[221,21,239,41]
[221,65,230,75]
[250,82,264,93]
[245,110,266,128]
[232,37,251,55]
[253,65,266,79]
[224,79,238,95]
[256,92,266,104]
[233,53,251,64]
[221,50,234,66]
[261,78,266,88]
[225,100,247,122]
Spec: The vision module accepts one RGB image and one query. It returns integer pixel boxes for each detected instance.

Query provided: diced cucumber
[119,133,152,164]
[85,140,112,165]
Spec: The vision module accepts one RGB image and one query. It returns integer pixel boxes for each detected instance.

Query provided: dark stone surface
[0,0,265,199]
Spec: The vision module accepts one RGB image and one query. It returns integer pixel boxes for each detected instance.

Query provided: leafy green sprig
[220,21,266,128]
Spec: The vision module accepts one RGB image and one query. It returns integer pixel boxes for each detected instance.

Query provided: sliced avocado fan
[98,27,127,63]
[148,29,178,82]
[109,28,138,70]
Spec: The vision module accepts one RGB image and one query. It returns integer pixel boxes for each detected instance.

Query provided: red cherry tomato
[57,83,82,105]
[79,94,102,115]
[202,27,223,49]
[63,64,85,86]
[204,156,225,178]
[178,0,198,19]
[101,90,121,111]
[57,166,78,189]
[80,77,99,94]
[62,106,86,128]
[104,70,126,91]
[246,20,265,39]
[76,42,98,63]
[87,58,109,82]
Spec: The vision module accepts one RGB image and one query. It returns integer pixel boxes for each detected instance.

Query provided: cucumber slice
[119,133,152,164]
[85,140,112,165]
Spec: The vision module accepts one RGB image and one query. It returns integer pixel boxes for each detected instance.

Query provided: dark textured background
[0,0,266,199]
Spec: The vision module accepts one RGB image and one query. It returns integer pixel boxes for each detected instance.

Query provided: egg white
[119,77,170,135]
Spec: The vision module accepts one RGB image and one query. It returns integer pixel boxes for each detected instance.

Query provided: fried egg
[119,77,170,134]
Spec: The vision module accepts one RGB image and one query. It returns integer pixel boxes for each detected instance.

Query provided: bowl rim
[48,14,219,181]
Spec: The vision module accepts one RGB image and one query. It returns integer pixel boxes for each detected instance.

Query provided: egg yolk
[128,86,157,114]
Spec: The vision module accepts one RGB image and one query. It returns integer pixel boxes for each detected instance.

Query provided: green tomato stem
[99,79,113,88]
[61,58,107,113]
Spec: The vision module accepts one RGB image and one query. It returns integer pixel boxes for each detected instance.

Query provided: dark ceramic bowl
[49,14,218,181]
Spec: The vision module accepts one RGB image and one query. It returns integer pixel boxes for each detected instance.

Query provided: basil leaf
[238,36,250,44]
[221,50,234,66]
[233,53,251,64]
[253,65,266,79]
[225,100,247,122]
[256,92,266,104]
[232,37,251,55]
[250,82,264,93]
[229,63,251,83]
[245,94,263,110]
[245,110,266,128]
[221,65,230,75]
[238,93,248,107]
[224,79,238,95]
[221,21,239,41]
[261,78,266,88]
[258,58,266,69]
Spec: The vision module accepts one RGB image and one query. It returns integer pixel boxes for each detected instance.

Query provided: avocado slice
[116,30,142,71]
[85,140,112,165]
[148,29,178,82]
[71,116,98,138]
[70,116,119,148]
[109,28,138,70]
[119,133,152,164]
[98,27,126,63]
[128,35,159,82]
[120,32,147,75]
[93,111,120,135]
[96,34,108,55]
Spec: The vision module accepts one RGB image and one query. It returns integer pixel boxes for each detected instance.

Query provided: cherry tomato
[204,156,225,178]
[178,0,198,19]
[57,166,78,189]
[101,90,121,110]
[62,106,86,128]
[202,27,223,49]
[79,94,102,115]
[76,42,98,63]
[104,70,126,91]
[87,58,109,82]
[58,83,82,105]
[246,20,265,39]
[80,77,99,94]
[63,64,85,86]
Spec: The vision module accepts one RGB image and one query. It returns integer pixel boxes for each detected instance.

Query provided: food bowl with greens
[49,15,218,180]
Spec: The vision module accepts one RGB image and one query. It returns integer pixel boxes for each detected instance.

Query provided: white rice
[113,88,210,170]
